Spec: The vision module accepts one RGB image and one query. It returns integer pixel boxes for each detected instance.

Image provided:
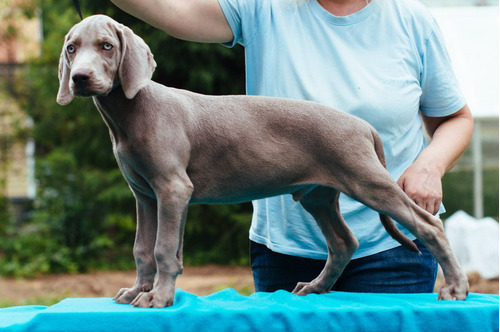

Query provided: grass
[213,283,254,296]
[0,294,65,308]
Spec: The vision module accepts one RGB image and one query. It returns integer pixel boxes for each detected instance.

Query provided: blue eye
[67,45,76,53]
[103,42,113,50]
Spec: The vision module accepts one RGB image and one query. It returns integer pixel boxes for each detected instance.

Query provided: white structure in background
[431,6,498,118]
[431,6,499,218]
[445,210,499,279]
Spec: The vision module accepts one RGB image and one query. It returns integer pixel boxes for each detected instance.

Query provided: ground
[0,266,254,307]
[0,266,497,307]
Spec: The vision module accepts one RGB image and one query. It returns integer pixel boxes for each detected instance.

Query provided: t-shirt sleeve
[419,21,467,117]
[217,0,265,48]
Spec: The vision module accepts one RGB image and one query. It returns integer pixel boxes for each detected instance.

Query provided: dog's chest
[114,144,156,199]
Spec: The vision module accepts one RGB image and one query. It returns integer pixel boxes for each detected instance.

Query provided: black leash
[73,0,83,20]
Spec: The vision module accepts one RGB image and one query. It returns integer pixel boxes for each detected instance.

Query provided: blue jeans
[251,240,438,293]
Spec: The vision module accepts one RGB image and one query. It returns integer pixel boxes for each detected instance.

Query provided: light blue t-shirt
[217,0,466,259]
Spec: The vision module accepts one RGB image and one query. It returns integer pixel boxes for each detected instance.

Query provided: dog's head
[57,15,157,105]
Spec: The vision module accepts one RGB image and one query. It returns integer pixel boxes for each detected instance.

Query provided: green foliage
[0,0,248,277]
[184,204,252,266]
[0,150,138,276]
[0,196,12,236]
[442,168,499,220]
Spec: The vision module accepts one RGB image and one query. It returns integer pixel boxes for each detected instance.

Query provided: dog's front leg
[114,194,158,304]
[131,177,193,308]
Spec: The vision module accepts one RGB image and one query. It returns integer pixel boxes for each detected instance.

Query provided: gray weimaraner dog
[57,15,468,308]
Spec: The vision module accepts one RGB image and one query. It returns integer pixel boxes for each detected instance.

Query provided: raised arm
[110,0,233,43]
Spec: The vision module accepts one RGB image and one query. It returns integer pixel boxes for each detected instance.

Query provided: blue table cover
[0,289,498,332]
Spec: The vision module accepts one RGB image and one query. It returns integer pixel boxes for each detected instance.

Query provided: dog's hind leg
[292,186,359,295]
[344,172,469,300]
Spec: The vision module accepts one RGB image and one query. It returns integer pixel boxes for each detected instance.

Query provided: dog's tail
[379,214,420,253]
[372,128,420,254]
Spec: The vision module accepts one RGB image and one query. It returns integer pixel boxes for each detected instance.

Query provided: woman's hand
[399,105,473,214]
[398,160,443,215]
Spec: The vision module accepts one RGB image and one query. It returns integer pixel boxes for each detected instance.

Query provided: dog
[57,15,468,307]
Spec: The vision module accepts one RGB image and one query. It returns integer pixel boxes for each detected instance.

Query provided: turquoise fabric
[1,290,498,332]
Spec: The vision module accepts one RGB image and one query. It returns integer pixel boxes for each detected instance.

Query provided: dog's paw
[437,279,469,301]
[130,289,175,308]
[114,287,143,304]
[292,281,329,296]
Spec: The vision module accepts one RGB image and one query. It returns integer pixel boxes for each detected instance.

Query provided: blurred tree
[0,0,249,276]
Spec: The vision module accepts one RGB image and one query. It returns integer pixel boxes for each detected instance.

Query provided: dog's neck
[93,85,147,144]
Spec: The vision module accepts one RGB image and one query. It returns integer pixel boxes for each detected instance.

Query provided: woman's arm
[397,105,474,214]
[110,0,233,43]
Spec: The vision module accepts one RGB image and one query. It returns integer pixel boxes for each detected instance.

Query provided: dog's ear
[116,24,157,99]
[56,31,75,105]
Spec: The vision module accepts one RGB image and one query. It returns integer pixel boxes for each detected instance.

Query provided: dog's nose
[72,72,91,87]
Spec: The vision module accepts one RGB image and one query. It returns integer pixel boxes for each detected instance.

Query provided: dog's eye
[103,43,113,51]
[67,45,76,54]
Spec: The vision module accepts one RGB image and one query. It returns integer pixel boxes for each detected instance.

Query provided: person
[110,0,474,293]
